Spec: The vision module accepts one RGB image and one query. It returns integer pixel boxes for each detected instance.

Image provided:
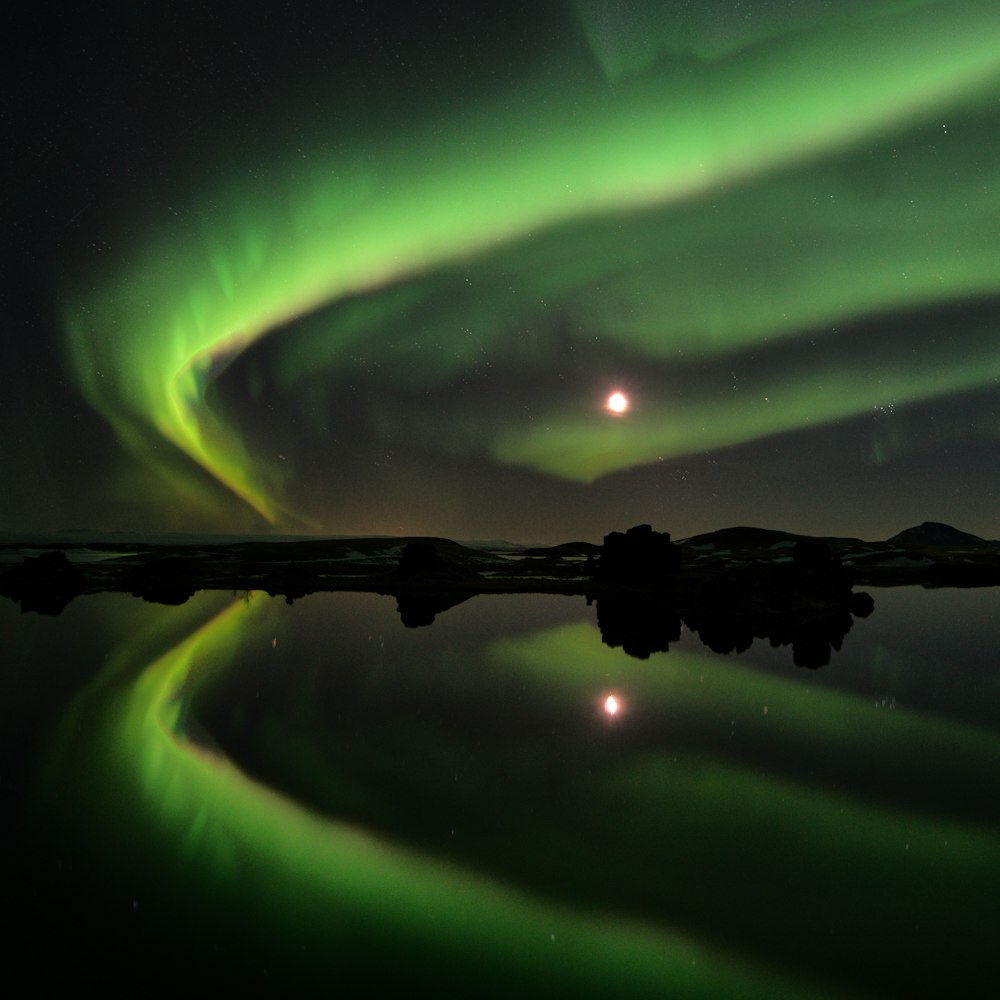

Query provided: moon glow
[606,392,629,415]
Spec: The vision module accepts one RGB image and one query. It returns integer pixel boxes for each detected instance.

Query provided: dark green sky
[5,1,999,542]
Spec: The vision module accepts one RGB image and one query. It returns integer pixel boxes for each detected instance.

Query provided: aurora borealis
[8,7,1000,993]
[26,586,1000,995]
[7,1,1000,540]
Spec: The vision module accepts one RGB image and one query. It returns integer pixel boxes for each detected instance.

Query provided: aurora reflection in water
[7,586,999,996]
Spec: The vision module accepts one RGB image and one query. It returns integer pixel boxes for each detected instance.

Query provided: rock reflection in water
[593,592,874,667]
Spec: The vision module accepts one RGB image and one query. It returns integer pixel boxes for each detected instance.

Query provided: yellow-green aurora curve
[42,591,1000,993]
[60,1,1000,525]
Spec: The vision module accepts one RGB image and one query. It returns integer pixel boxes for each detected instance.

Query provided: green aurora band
[40,595,815,996]
[41,592,1000,994]
[61,1,1000,526]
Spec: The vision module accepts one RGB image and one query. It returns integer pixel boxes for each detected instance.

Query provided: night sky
[6,1,999,543]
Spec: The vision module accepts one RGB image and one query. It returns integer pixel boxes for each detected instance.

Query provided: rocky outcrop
[594,524,681,582]
[2,551,82,614]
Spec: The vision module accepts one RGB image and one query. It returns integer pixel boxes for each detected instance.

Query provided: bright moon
[604,694,619,716]
[606,391,629,414]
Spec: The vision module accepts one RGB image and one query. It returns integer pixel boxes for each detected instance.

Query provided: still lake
[5,583,998,997]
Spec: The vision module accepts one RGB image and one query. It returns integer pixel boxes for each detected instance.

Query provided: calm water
[5,585,998,996]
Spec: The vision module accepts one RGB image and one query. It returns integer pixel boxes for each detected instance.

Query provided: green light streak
[41,600,1000,993]
[43,598,854,996]
[33,595,1000,997]
[572,0,940,79]
[489,623,1000,975]
[61,1,1000,522]
[494,621,1000,782]
[492,326,1000,480]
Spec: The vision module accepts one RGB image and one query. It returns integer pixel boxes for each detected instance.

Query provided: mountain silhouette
[886,522,990,548]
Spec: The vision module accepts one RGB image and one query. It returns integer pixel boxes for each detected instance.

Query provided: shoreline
[3,527,998,614]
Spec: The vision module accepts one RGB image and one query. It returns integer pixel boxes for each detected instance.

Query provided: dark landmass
[1,521,996,664]
[1,521,997,612]
[885,521,993,549]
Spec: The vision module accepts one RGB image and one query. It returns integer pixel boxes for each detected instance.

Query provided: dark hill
[681,526,804,551]
[887,522,989,548]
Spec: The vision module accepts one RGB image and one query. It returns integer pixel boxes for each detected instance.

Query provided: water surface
[5,585,998,996]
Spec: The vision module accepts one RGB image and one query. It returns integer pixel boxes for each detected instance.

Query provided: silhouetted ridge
[682,526,801,550]
[3,520,996,619]
[887,522,989,548]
